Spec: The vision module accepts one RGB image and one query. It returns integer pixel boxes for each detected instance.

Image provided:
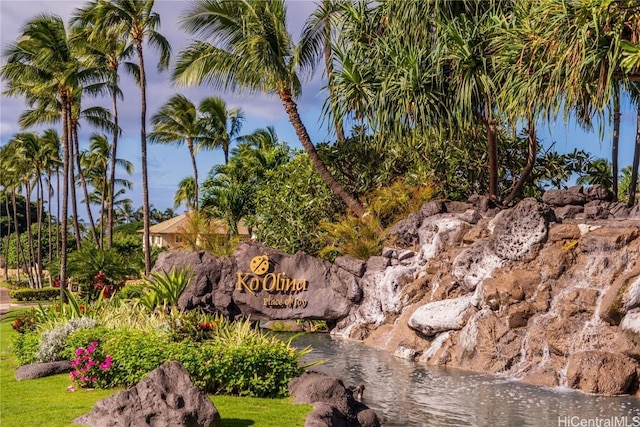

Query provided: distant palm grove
[1,0,640,294]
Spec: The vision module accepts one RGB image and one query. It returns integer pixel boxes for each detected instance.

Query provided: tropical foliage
[2,0,640,298]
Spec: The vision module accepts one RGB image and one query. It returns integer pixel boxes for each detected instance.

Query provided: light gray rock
[452,242,503,291]
[408,295,475,336]
[489,198,554,261]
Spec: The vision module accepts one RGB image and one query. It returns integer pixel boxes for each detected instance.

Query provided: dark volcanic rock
[289,371,380,427]
[230,243,354,320]
[74,361,221,427]
[153,251,235,316]
[542,186,586,206]
[15,361,72,380]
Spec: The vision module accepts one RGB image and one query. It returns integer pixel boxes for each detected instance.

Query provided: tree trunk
[628,103,640,207]
[107,85,119,249]
[23,182,35,288]
[3,193,10,282]
[487,117,499,201]
[279,88,365,217]
[10,192,22,282]
[188,139,198,211]
[137,40,152,275]
[68,110,81,249]
[504,120,537,205]
[46,171,53,263]
[60,92,70,303]
[35,172,44,288]
[74,125,99,245]
[612,84,620,202]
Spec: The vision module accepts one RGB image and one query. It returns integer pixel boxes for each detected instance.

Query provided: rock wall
[152,187,640,396]
[333,193,640,396]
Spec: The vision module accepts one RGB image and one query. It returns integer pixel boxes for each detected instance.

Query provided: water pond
[291,333,640,427]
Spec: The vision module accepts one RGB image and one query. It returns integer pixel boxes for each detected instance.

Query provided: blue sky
[1,0,638,218]
[0,0,322,216]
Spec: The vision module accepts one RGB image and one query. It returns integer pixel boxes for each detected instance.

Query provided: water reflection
[289,333,640,427]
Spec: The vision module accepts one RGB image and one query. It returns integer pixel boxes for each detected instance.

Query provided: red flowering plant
[66,246,137,302]
[68,341,113,390]
[11,311,38,334]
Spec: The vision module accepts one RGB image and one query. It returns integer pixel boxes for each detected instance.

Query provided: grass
[0,308,312,427]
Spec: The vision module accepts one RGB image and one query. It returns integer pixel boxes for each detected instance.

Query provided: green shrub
[165,338,307,397]
[64,317,311,397]
[9,287,59,302]
[11,331,40,365]
[66,328,168,388]
[66,246,138,300]
[116,283,146,301]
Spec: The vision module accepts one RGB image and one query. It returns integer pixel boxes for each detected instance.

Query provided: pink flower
[75,348,84,357]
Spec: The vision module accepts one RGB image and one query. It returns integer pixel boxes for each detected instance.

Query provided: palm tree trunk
[612,84,620,202]
[68,113,82,249]
[74,126,99,245]
[23,182,35,288]
[99,163,107,249]
[486,114,499,201]
[46,172,53,263]
[137,40,152,275]
[3,193,11,282]
[107,88,119,249]
[279,88,365,217]
[504,120,537,205]
[56,168,60,259]
[10,192,22,282]
[36,172,44,288]
[60,93,70,303]
[628,103,640,207]
[188,139,198,211]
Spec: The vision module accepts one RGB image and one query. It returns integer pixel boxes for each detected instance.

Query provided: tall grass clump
[318,179,436,260]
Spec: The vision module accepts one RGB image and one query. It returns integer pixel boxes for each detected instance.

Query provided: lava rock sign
[230,243,354,320]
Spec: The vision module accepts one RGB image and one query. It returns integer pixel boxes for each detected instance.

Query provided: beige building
[145,213,249,249]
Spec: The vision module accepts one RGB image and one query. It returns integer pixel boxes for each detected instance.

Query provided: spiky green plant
[143,268,192,309]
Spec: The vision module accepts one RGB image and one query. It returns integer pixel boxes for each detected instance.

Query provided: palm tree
[174,0,365,217]
[302,0,345,141]
[91,0,171,274]
[1,14,92,298]
[39,129,62,263]
[198,96,245,165]
[72,1,137,249]
[174,176,197,211]
[150,94,210,211]
[81,133,134,247]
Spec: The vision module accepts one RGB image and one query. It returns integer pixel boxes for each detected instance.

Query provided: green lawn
[0,308,312,427]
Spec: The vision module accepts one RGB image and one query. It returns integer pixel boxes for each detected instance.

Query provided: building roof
[148,213,190,234]
[144,213,249,236]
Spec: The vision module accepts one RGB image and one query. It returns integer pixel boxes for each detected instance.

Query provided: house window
[175,235,183,243]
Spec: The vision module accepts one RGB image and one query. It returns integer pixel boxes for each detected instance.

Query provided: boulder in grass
[15,361,73,380]
[74,361,221,427]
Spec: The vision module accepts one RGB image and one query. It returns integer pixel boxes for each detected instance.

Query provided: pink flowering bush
[69,341,113,389]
